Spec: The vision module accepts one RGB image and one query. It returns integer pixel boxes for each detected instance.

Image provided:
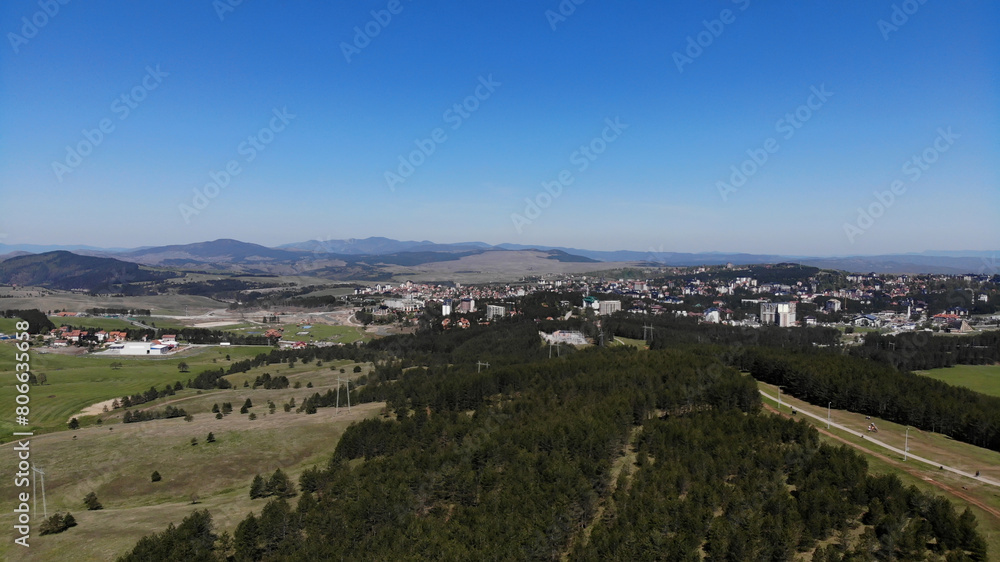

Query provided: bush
[39,512,76,535]
[151,471,161,482]
[84,492,102,510]
[68,418,79,430]
[353,365,362,373]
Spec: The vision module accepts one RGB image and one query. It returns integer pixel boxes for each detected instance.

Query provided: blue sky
[1,0,997,255]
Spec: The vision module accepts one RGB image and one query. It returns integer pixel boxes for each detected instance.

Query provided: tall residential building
[760,302,797,327]
[598,300,621,315]
[441,298,453,316]
[486,304,505,320]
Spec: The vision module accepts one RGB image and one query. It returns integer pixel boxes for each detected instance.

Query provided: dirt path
[764,403,1000,521]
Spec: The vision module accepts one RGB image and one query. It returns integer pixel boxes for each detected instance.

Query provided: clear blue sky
[1,1,997,255]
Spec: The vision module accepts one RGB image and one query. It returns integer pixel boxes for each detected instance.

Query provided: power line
[31,465,47,519]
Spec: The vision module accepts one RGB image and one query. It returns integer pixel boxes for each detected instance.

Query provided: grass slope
[916,364,1000,398]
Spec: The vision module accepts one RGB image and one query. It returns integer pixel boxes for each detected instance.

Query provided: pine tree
[267,469,295,498]
[84,492,103,510]
[250,474,265,499]
[151,471,161,482]
[234,513,260,561]
[206,432,215,443]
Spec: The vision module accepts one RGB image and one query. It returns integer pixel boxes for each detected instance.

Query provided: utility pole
[31,465,47,519]
[777,386,782,410]
[643,324,654,343]
[337,377,351,413]
[477,361,490,373]
[827,402,832,429]
[904,427,909,461]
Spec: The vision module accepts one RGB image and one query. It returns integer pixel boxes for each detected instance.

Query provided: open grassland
[292,286,357,298]
[915,364,1000,398]
[280,322,369,344]
[133,317,191,332]
[224,321,370,344]
[0,397,383,561]
[0,290,227,316]
[613,336,646,349]
[0,317,20,334]
[0,344,267,438]
[47,316,137,331]
[758,382,1000,557]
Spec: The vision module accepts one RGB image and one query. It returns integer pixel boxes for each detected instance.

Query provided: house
[852,314,879,327]
[107,331,128,342]
[160,334,177,344]
[52,339,69,347]
[458,318,471,329]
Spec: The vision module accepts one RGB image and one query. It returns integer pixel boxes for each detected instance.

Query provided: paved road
[759,390,1000,489]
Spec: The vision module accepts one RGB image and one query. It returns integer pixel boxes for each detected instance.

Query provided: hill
[120,239,304,266]
[0,251,175,291]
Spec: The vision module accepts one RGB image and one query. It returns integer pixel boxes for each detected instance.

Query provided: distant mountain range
[0,238,996,277]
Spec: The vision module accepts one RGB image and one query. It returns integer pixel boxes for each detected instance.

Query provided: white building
[760,302,797,327]
[441,299,453,316]
[598,300,621,315]
[486,304,506,320]
[116,342,157,355]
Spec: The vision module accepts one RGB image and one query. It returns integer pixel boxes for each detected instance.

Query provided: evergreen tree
[84,492,102,510]
[249,474,265,499]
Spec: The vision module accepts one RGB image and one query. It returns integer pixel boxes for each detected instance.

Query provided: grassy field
[0,353,382,561]
[0,343,267,438]
[0,317,20,334]
[0,290,227,316]
[48,316,137,331]
[757,381,1000,557]
[915,364,1000,398]
[280,323,369,344]
[613,336,646,349]
[134,317,191,332]
[0,399,383,560]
